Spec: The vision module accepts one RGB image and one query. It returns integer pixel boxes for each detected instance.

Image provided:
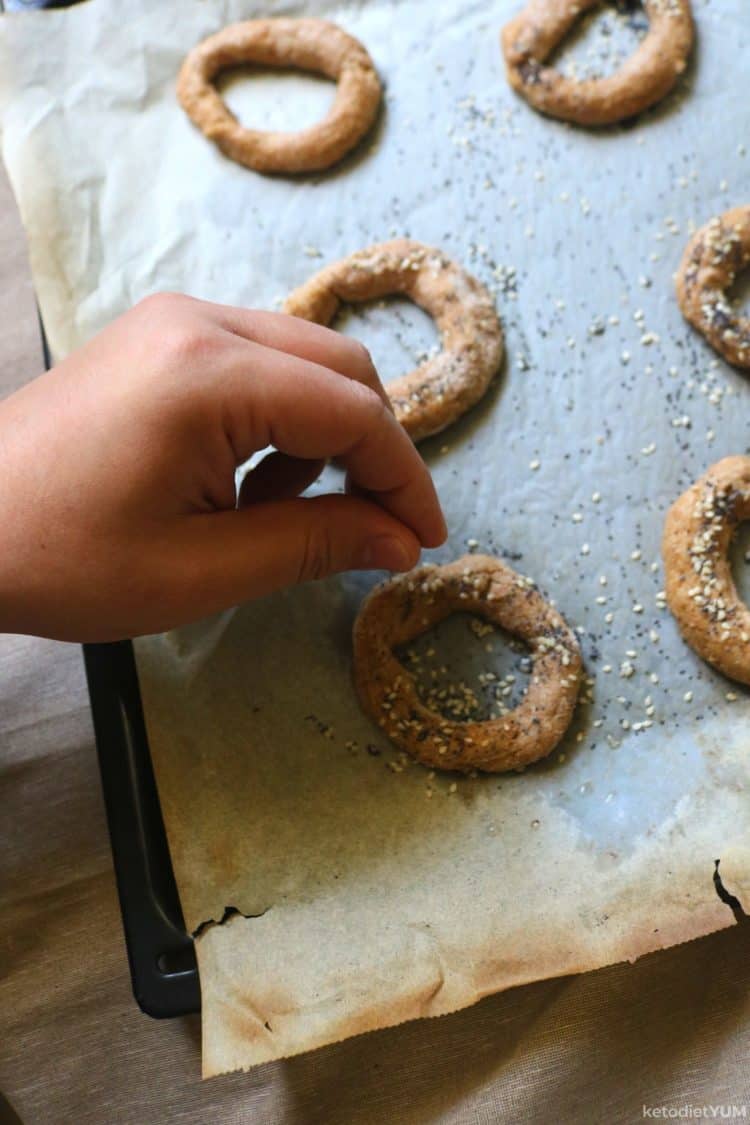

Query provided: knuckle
[177,328,212,363]
[162,322,216,367]
[136,291,185,318]
[135,294,218,365]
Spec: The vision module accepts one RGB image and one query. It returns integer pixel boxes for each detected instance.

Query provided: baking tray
[25,0,744,1029]
[82,639,201,1016]
[39,304,200,1018]
[1,1,78,10]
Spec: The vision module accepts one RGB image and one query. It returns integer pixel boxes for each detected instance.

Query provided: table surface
[0,163,748,1125]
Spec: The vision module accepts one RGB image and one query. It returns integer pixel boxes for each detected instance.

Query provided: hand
[0,293,446,642]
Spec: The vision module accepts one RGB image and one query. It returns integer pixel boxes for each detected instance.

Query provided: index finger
[202,300,395,414]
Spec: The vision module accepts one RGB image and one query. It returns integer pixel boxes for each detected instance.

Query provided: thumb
[172,494,421,614]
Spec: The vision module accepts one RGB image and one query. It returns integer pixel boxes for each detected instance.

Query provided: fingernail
[363,535,417,572]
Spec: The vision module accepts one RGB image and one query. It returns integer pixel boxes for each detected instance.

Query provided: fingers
[168,496,422,615]
[238,451,325,507]
[210,303,393,412]
[136,294,446,548]
[221,341,447,548]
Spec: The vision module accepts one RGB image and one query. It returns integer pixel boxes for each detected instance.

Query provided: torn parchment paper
[0,0,747,1078]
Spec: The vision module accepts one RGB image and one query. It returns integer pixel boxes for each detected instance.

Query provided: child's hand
[0,294,446,642]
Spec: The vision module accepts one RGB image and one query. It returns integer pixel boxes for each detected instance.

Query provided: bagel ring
[284,239,504,443]
[177,18,382,174]
[663,456,750,685]
[501,0,694,126]
[675,206,750,370]
[353,555,583,773]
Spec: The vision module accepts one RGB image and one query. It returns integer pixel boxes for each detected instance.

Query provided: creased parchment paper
[1,0,748,1079]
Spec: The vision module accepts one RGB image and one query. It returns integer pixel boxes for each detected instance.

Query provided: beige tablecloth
[0,161,748,1123]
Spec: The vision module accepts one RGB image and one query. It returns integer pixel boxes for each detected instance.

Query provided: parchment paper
[0,0,748,1080]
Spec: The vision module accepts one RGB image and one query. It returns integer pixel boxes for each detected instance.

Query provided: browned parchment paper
[0,0,747,1079]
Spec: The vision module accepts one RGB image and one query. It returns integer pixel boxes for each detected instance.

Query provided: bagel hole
[217,65,336,132]
[396,613,532,723]
[727,265,750,319]
[547,1,647,81]
[333,297,440,386]
[730,520,750,606]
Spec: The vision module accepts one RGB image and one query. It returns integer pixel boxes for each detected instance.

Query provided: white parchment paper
[1,0,748,1078]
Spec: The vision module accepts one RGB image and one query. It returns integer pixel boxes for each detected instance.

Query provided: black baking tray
[1,1,81,10]
[83,641,201,1017]
[39,304,200,1017]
